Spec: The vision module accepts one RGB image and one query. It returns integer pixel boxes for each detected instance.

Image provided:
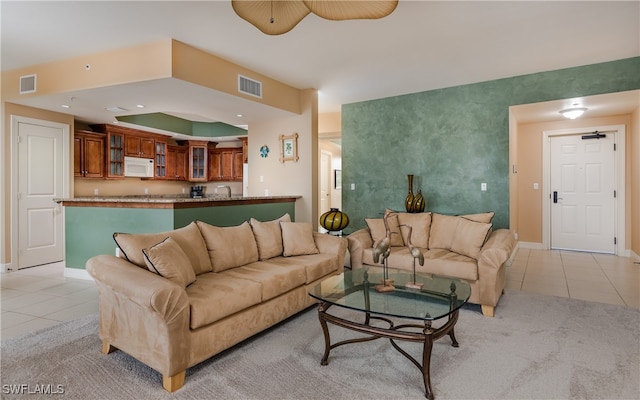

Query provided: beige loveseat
[86,214,347,392]
[347,210,515,317]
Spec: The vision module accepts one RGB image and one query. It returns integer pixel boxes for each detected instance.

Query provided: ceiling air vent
[238,75,262,98]
[19,74,37,94]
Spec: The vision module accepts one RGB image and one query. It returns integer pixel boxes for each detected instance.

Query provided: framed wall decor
[279,133,299,163]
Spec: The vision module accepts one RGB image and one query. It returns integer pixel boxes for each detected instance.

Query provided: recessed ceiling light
[236,114,244,118]
[61,104,70,108]
[136,104,145,108]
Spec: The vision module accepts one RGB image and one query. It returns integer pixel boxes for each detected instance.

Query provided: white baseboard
[1,262,12,273]
[517,241,545,250]
[64,267,94,281]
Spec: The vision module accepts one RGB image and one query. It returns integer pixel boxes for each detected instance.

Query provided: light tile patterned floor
[1,249,638,340]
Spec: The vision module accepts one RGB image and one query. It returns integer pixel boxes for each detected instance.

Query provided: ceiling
[2,1,639,130]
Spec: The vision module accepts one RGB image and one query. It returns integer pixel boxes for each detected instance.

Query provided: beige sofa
[347,211,515,317]
[86,214,347,392]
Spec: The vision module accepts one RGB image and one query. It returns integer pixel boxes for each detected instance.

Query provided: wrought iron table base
[317,302,460,400]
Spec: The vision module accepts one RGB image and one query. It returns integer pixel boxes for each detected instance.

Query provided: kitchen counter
[56,195,301,209]
[59,195,301,270]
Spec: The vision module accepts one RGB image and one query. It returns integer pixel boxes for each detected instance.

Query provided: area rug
[1,291,639,399]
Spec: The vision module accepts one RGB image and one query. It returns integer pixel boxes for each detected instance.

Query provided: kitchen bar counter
[56,195,301,209]
[60,195,300,270]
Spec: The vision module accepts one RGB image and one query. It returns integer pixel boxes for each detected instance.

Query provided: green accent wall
[342,57,640,232]
[65,202,295,269]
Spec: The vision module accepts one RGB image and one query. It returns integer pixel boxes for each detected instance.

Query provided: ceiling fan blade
[303,0,398,21]
[232,0,311,35]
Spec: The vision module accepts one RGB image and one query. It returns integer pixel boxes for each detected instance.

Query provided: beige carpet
[1,290,639,399]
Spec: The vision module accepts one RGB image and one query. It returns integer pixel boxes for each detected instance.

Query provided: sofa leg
[481,305,495,317]
[163,371,185,392]
[101,340,117,354]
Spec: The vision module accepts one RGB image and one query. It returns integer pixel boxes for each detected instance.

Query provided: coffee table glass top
[309,266,471,321]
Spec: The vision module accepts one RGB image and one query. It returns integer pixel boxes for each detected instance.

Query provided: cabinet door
[220,150,234,180]
[208,149,222,181]
[83,135,105,178]
[124,135,140,157]
[106,132,124,178]
[175,147,187,180]
[155,141,167,178]
[140,137,155,158]
[73,136,83,177]
[233,150,244,180]
[189,144,208,182]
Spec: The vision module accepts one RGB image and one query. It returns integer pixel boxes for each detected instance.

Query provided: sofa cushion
[223,261,306,301]
[365,214,404,247]
[280,222,319,256]
[396,211,431,248]
[423,249,478,281]
[113,221,212,275]
[264,254,339,284]
[197,221,259,272]
[186,273,263,330]
[250,213,291,260]
[450,217,492,260]
[142,237,196,287]
[462,211,495,224]
[428,213,460,250]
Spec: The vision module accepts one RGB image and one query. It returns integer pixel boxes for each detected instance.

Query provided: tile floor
[1,248,639,341]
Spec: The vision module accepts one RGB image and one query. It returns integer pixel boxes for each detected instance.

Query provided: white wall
[246,89,318,226]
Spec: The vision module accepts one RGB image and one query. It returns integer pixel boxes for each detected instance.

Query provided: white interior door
[16,118,67,269]
[550,133,615,253]
[319,151,331,232]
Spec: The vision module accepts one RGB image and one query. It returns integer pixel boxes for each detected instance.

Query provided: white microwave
[124,156,154,178]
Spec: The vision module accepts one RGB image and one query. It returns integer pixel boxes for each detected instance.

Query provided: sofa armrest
[346,228,374,269]
[313,232,348,272]
[476,229,516,305]
[86,254,191,377]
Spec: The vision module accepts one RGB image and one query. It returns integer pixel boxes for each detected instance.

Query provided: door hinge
[614,190,617,198]
[614,143,616,151]
[614,237,617,245]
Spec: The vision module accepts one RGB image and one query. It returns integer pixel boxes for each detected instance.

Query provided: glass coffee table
[308,266,471,400]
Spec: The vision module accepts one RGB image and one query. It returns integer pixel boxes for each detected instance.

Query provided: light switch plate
[481,183,487,191]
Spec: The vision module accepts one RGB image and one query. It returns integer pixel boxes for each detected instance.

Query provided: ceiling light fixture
[61,104,70,109]
[559,107,587,119]
[232,0,399,35]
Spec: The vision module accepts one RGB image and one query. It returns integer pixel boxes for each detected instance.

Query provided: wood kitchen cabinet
[74,131,105,178]
[166,144,187,181]
[209,147,243,181]
[155,140,167,178]
[185,141,209,182]
[124,134,155,158]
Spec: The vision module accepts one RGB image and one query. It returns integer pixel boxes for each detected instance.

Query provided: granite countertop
[54,195,301,205]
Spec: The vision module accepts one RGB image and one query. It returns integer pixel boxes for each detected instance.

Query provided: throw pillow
[428,213,460,250]
[113,221,212,275]
[280,222,319,256]
[395,211,431,248]
[197,221,259,272]
[450,217,493,260]
[365,213,404,247]
[250,213,291,260]
[142,237,196,287]
[461,211,495,224]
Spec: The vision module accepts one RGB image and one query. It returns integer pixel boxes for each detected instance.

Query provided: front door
[16,117,68,269]
[550,132,615,253]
